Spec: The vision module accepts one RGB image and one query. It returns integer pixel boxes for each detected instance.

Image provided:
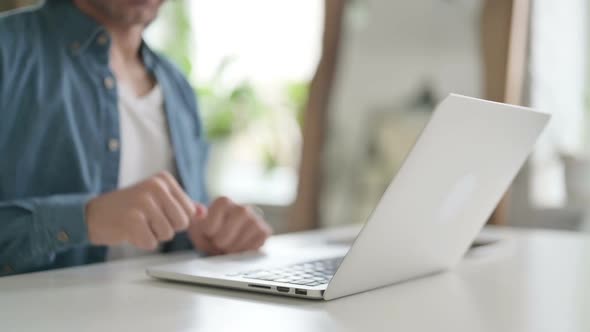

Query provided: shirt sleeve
[0,34,4,108]
[0,194,93,275]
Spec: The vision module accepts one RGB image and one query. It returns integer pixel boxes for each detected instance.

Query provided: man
[0,0,272,276]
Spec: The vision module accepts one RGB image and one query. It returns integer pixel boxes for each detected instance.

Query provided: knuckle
[235,206,249,217]
[163,229,175,241]
[146,177,168,194]
[151,217,167,230]
[247,215,261,225]
[136,192,153,206]
[146,240,158,251]
[127,209,142,221]
[244,218,258,229]
[215,196,232,208]
[213,238,230,250]
[156,171,176,185]
[126,209,146,226]
[214,238,227,248]
[257,234,268,245]
[263,224,273,236]
[154,178,169,193]
[175,218,189,231]
[143,177,159,188]
[256,230,268,240]
[157,170,172,179]
[129,225,148,239]
[256,240,266,249]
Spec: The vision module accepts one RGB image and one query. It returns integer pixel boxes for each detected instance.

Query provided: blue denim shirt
[0,1,209,276]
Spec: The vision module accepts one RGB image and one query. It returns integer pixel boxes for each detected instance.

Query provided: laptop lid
[323,94,550,300]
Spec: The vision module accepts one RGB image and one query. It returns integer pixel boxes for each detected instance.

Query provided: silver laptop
[147,94,550,300]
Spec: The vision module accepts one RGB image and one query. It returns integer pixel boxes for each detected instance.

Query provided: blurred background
[3,0,590,234]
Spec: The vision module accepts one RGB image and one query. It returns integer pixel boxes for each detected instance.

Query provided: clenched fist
[86,172,199,250]
[188,197,273,255]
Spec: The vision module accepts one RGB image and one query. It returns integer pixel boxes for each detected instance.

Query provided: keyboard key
[257,275,283,281]
[289,279,314,285]
[237,257,343,286]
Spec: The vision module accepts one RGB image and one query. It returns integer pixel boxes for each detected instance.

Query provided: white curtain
[529,0,588,207]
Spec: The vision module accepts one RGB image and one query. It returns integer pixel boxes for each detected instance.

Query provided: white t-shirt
[108,83,176,260]
[118,83,176,188]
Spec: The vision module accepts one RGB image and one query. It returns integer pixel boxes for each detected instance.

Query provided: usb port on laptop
[276,286,290,293]
[295,289,307,295]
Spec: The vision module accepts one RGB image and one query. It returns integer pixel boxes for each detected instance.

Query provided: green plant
[262,147,280,172]
[156,0,193,75]
[284,81,309,127]
[196,58,267,141]
[151,2,307,164]
[153,4,266,141]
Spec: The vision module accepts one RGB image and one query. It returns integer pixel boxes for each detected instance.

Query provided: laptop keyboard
[236,257,344,287]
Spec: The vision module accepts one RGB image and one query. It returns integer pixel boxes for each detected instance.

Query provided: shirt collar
[140,42,158,72]
[46,0,106,55]
[46,0,159,70]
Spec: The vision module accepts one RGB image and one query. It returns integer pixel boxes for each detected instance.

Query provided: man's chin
[121,11,158,27]
[126,0,153,5]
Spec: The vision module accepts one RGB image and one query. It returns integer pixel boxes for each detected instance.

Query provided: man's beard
[85,0,159,27]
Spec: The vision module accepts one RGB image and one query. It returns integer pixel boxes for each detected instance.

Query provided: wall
[320,0,485,226]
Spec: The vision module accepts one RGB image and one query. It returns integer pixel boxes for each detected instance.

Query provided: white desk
[1,226,590,332]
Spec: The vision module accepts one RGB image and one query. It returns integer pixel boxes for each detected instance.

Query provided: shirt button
[104,77,115,90]
[97,34,109,46]
[70,41,81,53]
[108,138,120,152]
[57,231,70,243]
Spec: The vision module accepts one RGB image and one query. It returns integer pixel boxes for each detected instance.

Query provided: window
[529,0,588,208]
[147,1,324,218]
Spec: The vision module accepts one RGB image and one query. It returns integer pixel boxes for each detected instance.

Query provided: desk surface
[1,226,589,332]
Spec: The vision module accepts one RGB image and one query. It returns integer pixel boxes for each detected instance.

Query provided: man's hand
[86,172,200,250]
[188,197,273,255]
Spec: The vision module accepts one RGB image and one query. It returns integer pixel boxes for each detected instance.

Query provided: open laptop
[147,94,550,300]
